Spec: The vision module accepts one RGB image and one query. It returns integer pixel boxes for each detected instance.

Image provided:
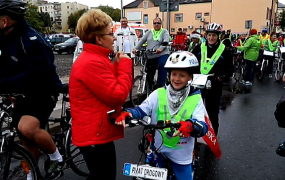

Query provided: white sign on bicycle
[123,163,168,180]
[263,50,274,56]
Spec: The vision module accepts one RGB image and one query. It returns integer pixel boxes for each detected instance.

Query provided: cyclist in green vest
[188,30,201,53]
[132,17,170,89]
[115,51,208,180]
[236,29,261,85]
[191,22,233,135]
[263,31,280,78]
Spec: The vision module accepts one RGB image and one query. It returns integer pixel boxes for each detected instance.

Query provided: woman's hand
[115,52,131,63]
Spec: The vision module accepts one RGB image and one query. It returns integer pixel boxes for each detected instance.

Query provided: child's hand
[115,111,132,128]
[173,121,193,138]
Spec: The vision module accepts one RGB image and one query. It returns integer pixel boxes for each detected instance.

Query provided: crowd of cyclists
[2,0,285,179]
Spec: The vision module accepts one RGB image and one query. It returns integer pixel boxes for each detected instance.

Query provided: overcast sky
[47,0,134,9]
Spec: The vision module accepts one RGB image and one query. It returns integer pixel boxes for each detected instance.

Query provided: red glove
[115,112,132,128]
[174,121,193,138]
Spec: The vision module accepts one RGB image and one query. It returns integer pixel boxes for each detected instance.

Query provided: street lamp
[121,0,123,18]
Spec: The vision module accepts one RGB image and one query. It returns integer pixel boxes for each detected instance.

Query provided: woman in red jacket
[69,9,133,180]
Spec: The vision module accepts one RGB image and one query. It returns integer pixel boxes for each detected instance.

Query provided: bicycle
[43,84,89,177]
[274,47,285,82]
[256,50,274,80]
[134,46,147,66]
[0,94,41,180]
[233,55,245,82]
[123,117,202,180]
[129,48,156,107]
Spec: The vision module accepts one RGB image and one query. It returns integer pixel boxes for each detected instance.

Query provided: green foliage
[67,9,87,33]
[97,5,121,22]
[39,12,52,28]
[25,3,45,33]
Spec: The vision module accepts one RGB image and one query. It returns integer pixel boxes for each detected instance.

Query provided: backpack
[274,94,285,128]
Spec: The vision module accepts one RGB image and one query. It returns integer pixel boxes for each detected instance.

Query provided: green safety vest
[200,42,225,74]
[151,28,164,41]
[156,88,201,148]
[267,39,279,52]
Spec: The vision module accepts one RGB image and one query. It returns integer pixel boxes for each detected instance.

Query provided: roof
[278,2,285,8]
[124,0,212,9]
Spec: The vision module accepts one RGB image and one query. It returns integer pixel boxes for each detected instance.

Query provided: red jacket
[172,32,187,50]
[69,43,133,147]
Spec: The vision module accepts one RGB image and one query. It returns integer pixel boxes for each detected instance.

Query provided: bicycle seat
[59,83,69,94]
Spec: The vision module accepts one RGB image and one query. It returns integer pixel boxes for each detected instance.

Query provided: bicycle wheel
[134,56,140,66]
[0,144,39,180]
[65,129,89,177]
[233,65,241,81]
[257,61,265,80]
[130,76,147,107]
[275,62,283,82]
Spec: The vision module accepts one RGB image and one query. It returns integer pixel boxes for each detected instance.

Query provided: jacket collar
[83,43,112,56]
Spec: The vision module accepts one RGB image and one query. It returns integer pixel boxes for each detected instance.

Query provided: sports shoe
[45,160,64,179]
[244,81,252,86]
[269,74,272,78]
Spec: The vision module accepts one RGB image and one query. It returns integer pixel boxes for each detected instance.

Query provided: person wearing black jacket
[192,23,233,135]
[0,0,63,179]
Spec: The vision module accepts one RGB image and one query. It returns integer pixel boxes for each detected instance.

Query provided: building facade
[124,0,278,35]
[29,1,88,32]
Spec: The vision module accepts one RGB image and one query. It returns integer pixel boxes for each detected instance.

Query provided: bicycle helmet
[262,29,268,33]
[164,51,198,69]
[206,23,222,34]
[0,0,26,18]
[276,141,285,157]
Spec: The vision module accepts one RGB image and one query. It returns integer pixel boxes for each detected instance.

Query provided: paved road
[43,54,285,179]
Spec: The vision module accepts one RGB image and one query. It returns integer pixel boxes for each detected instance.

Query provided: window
[171,28,175,32]
[156,13,159,18]
[175,14,183,22]
[67,11,69,14]
[67,6,69,9]
[143,14,148,24]
[143,1,148,9]
[204,12,210,16]
[196,13,202,19]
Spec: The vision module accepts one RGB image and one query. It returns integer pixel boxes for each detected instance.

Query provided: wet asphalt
[52,53,285,180]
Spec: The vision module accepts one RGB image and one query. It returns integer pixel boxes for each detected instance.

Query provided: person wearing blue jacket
[116,51,208,180]
[0,0,63,179]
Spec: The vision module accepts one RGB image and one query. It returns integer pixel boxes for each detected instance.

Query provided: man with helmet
[192,22,233,135]
[260,29,270,48]
[0,0,63,179]
[115,51,208,180]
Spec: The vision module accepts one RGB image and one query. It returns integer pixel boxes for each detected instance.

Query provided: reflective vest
[156,88,201,148]
[151,28,164,41]
[200,42,225,74]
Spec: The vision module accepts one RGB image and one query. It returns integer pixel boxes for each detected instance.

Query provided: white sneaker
[269,74,272,78]
[244,81,252,86]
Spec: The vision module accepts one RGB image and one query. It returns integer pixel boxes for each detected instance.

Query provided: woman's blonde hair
[76,9,112,43]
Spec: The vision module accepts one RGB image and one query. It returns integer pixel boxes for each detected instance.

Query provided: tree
[25,3,45,33]
[97,5,121,22]
[67,9,87,33]
[39,12,52,29]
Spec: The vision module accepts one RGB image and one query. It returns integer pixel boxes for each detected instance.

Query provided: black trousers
[201,80,223,135]
[79,141,116,180]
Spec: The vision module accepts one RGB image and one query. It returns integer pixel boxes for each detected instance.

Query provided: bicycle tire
[0,144,39,180]
[134,56,140,66]
[130,76,147,107]
[275,62,283,82]
[233,65,241,81]
[65,129,89,177]
[257,61,265,80]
